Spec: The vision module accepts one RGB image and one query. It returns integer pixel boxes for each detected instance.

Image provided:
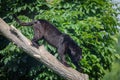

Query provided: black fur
[13,15,82,69]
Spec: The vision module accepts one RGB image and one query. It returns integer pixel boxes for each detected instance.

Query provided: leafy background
[0,0,120,80]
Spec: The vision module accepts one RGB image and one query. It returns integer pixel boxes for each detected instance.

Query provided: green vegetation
[0,0,119,80]
[102,35,120,80]
[103,62,120,80]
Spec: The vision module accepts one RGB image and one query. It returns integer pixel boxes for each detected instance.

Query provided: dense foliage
[103,35,120,80]
[0,0,119,80]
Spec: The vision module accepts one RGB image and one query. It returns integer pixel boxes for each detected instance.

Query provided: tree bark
[0,18,89,80]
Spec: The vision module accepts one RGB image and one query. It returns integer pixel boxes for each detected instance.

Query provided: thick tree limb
[0,18,89,80]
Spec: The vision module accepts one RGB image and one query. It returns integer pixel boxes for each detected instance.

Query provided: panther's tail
[13,14,34,26]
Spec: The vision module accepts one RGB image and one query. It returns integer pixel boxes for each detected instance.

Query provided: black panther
[13,15,82,69]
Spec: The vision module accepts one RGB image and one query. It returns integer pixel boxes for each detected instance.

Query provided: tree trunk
[0,18,89,80]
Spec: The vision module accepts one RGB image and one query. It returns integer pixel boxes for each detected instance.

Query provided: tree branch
[0,18,89,80]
